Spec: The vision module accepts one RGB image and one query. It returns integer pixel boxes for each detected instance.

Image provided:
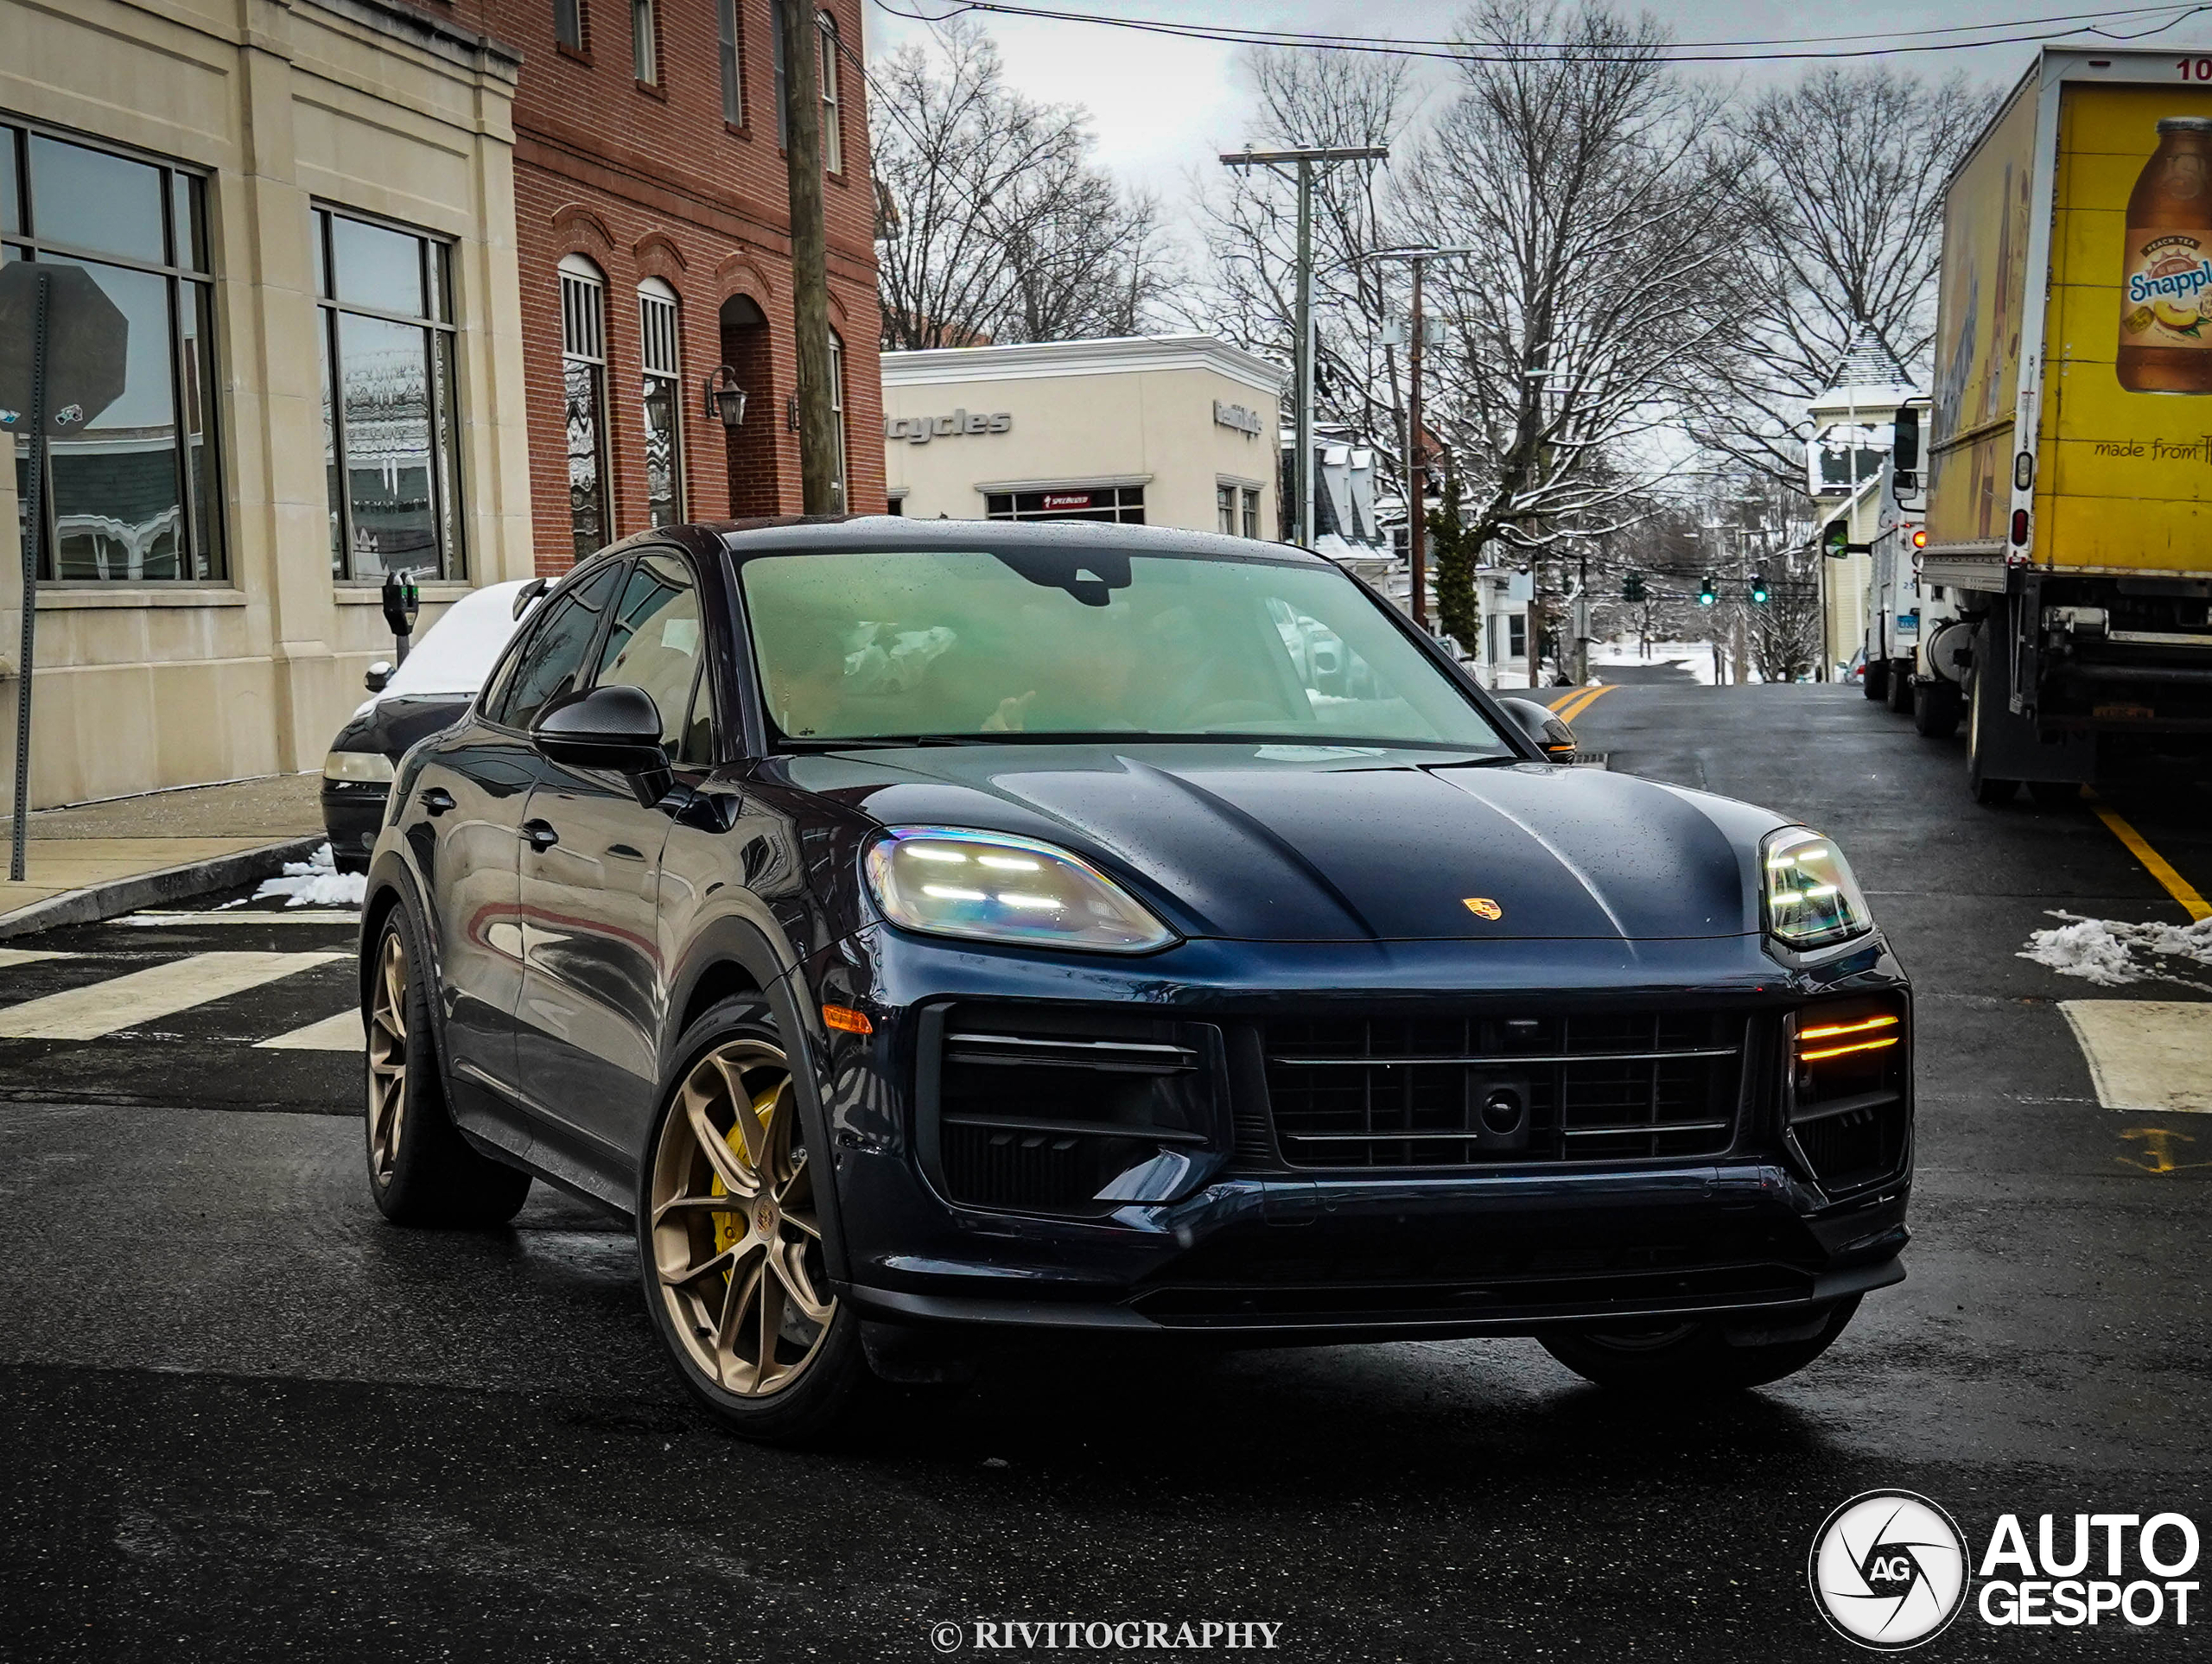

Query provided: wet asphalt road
[3,683,2210,1662]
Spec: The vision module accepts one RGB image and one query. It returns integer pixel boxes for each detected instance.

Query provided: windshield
[741,547,1511,752]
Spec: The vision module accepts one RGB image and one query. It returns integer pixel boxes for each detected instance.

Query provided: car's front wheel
[638,1003,867,1443]
[1539,1296,1861,1392]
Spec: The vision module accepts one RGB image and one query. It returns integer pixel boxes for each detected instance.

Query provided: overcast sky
[863,1,2212,202]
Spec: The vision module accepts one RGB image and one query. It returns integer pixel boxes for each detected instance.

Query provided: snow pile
[2018,911,2212,990]
[1588,637,1730,686]
[253,842,367,909]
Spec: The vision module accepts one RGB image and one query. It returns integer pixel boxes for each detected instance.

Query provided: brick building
[445,0,883,574]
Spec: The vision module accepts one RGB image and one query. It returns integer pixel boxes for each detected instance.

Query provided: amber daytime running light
[1760,826,1875,949]
[1796,1012,1900,1063]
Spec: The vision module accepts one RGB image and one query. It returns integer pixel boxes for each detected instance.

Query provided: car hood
[776,744,1783,943]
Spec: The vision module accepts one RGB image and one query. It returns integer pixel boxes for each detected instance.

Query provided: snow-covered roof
[1810,326,1919,412]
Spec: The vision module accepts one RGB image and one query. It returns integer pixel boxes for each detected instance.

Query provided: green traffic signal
[1749,572,1770,604]
[1697,575,1716,606]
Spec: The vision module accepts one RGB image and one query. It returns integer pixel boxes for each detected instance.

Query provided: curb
[0,835,327,942]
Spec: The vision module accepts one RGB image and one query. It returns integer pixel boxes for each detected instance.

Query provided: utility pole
[779,0,838,514]
[1219,145,1389,551]
[1356,245,1473,632]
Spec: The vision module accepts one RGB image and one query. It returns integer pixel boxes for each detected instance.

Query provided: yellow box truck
[1926,46,2212,802]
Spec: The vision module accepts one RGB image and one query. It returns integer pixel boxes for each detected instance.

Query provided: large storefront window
[316,206,464,581]
[3,123,224,581]
[639,279,683,528]
[985,486,1145,524]
[560,255,611,561]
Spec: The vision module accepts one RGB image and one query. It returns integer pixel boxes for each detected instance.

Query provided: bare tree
[1688,67,1996,488]
[1410,1,1745,654]
[1186,48,1413,495]
[872,22,1181,351]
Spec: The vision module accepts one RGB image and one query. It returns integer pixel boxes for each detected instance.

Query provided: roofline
[880,335,1288,398]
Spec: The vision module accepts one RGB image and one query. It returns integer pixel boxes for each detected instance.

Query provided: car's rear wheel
[1539,1296,1861,1392]
[365,913,532,1226]
[639,1006,866,1443]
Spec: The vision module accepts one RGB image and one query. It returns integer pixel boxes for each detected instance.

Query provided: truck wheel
[1862,658,1889,702]
[1912,679,1961,739]
[1967,658,2017,806]
[1885,661,1914,712]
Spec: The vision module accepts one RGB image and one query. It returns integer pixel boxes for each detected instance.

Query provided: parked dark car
[359,518,1912,1442]
[323,579,540,872]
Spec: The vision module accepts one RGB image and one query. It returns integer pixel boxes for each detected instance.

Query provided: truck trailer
[1926,46,2212,802]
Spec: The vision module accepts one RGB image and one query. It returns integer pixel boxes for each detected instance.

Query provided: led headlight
[323,749,396,784]
[1762,826,1873,949]
[863,827,1178,954]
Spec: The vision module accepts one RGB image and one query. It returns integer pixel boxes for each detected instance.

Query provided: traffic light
[1623,570,1646,602]
[1697,575,1717,607]
[1749,571,1770,604]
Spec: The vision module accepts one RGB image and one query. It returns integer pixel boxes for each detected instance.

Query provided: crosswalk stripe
[256,1009,365,1052]
[118,911,362,928]
[0,951,346,1041]
[0,949,73,969]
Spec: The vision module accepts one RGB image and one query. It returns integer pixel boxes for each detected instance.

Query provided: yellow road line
[2085,790,2211,922]
[1551,684,1615,725]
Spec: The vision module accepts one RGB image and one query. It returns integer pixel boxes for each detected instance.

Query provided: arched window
[828,325,848,512]
[638,276,683,528]
[559,252,611,560]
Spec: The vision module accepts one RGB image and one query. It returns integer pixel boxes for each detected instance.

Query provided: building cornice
[298,0,523,83]
[881,335,1287,397]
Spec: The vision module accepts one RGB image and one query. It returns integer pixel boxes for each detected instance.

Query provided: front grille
[1262,1010,1744,1169]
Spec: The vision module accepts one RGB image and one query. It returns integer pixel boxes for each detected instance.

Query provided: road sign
[3,261,132,883]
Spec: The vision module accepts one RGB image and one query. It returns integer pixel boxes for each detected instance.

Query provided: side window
[491,562,622,730]
[594,553,703,758]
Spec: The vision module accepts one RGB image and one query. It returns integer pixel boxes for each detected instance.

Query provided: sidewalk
[0,773,327,939]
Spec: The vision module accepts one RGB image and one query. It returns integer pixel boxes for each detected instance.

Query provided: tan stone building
[880,337,1281,537]
[1,0,534,810]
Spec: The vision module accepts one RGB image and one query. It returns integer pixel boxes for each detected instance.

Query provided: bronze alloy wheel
[648,1038,836,1398]
[366,926,410,1187]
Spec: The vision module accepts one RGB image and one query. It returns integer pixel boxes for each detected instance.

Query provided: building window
[717,0,743,126]
[1243,487,1260,539]
[3,123,223,581]
[632,0,657,84]
[639,278,683,528]
[1508,614,1528,658]
[315,207,464,582]
[554,0,586,52]
[828,327,848,512]
[984,486,1145,524]
[1217,485,1235,535]
[819,14,843,175]
[559,253,611,562]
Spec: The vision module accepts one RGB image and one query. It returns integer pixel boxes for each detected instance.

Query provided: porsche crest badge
[1463,897,1503,921]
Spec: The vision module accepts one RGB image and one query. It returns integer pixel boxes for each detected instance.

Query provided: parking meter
[380,569,420,664]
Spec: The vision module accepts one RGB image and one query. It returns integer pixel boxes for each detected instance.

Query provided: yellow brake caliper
[709,1085,781,1267]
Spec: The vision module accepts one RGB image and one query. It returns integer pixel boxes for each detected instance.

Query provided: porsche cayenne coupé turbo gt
[359,518,1912,1441]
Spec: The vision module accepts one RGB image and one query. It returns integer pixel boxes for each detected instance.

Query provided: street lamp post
[1358,245,1475,632]
[1219,146,1389,551]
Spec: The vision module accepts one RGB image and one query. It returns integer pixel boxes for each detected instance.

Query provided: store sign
[885,408,1013,445]
[1213,399,1264,438]
[1041,492,1094,510]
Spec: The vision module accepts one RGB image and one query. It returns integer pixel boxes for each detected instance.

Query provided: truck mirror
[1822,521,1849,560]
[1892,407,1920,473]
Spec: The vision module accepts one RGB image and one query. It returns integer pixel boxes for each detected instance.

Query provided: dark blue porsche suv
[359,517,1912,1441]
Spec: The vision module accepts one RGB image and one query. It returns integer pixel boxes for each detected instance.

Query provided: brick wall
[446,0,884,575]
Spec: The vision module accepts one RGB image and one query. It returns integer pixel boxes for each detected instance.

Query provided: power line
[870,0,2212,64]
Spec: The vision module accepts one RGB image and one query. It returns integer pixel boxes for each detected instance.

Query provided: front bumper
[806,927,1914,1341]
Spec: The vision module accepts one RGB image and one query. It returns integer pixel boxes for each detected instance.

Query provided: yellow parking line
[2085,790,2211,922]
[1550,684,1614,724]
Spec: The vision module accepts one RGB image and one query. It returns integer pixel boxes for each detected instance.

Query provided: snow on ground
[2019,911,2212,991]
[253,842,367,909]
[1588,637,1728,686]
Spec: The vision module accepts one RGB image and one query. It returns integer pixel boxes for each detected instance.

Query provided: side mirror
[513,576,549,619]
[1498,695,1578,762]
[531,683,672,807]
[364,660,393,694]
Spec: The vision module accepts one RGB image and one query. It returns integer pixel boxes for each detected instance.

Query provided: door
[516,552,711,1163]
[430,562,621,1105]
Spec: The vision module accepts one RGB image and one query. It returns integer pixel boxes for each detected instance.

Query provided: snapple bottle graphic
[2120,116,2212,392]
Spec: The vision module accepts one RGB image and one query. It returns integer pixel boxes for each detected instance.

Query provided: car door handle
[421,787,455,816]
[523,818,560,852]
